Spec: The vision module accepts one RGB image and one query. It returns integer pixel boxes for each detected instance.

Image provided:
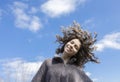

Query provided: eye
[74,45,79,50]
[71,41,74,44]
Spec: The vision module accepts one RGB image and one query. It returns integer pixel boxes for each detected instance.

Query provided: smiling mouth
[66,46,72,52]
[66,48,70,52]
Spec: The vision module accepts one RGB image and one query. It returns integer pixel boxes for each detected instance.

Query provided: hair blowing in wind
[56,21,99,67]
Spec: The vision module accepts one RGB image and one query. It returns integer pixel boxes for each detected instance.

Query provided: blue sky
[0,0,120,82]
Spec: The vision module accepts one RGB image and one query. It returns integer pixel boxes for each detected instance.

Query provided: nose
[69,44,73,49]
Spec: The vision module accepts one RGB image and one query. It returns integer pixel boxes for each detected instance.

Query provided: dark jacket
[32,57,93,82]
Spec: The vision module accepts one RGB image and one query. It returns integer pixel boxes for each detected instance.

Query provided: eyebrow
[71,41,74,43]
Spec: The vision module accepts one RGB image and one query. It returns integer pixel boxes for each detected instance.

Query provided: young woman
[32,22,99,82]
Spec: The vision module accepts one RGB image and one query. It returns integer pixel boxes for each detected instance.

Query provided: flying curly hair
[56,21,99,68]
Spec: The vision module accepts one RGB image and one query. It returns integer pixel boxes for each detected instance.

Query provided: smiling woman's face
[63,39,81,57]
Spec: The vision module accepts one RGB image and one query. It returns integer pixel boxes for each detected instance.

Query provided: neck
[62,53,71,64]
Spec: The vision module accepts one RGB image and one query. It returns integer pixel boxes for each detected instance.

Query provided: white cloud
[29,7,38,14]
[82,18,95,29]
[41,0,87,18]
[0,77,4,82]
[92,78,98,82]
[12,1,42,32]
[85,72,99,82]
[1,58,43,82]
[85,72,91,76]
[96,32,120,51]
[0,9,2,20]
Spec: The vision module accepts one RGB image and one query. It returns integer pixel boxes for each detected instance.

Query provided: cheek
[73,49,79,54]
[64,44,67,50]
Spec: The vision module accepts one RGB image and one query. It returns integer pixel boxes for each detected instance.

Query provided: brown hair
[56,21,99,67]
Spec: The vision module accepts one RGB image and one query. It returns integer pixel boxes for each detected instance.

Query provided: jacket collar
[52,55,77,64]
[52,56,64,64]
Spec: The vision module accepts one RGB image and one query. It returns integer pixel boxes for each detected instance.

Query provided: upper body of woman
[32,21,99,82]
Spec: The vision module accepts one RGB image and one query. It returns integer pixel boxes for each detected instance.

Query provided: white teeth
[67,46,71,51]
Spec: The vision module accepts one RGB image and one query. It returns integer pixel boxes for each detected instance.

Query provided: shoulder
[42,58,52,66]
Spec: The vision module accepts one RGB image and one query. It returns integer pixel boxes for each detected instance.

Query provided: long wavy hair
[56,21,99,67]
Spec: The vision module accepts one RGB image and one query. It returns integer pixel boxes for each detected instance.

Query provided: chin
[66,52,74,57]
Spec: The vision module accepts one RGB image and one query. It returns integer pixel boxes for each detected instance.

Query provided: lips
[66,47,70,52]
